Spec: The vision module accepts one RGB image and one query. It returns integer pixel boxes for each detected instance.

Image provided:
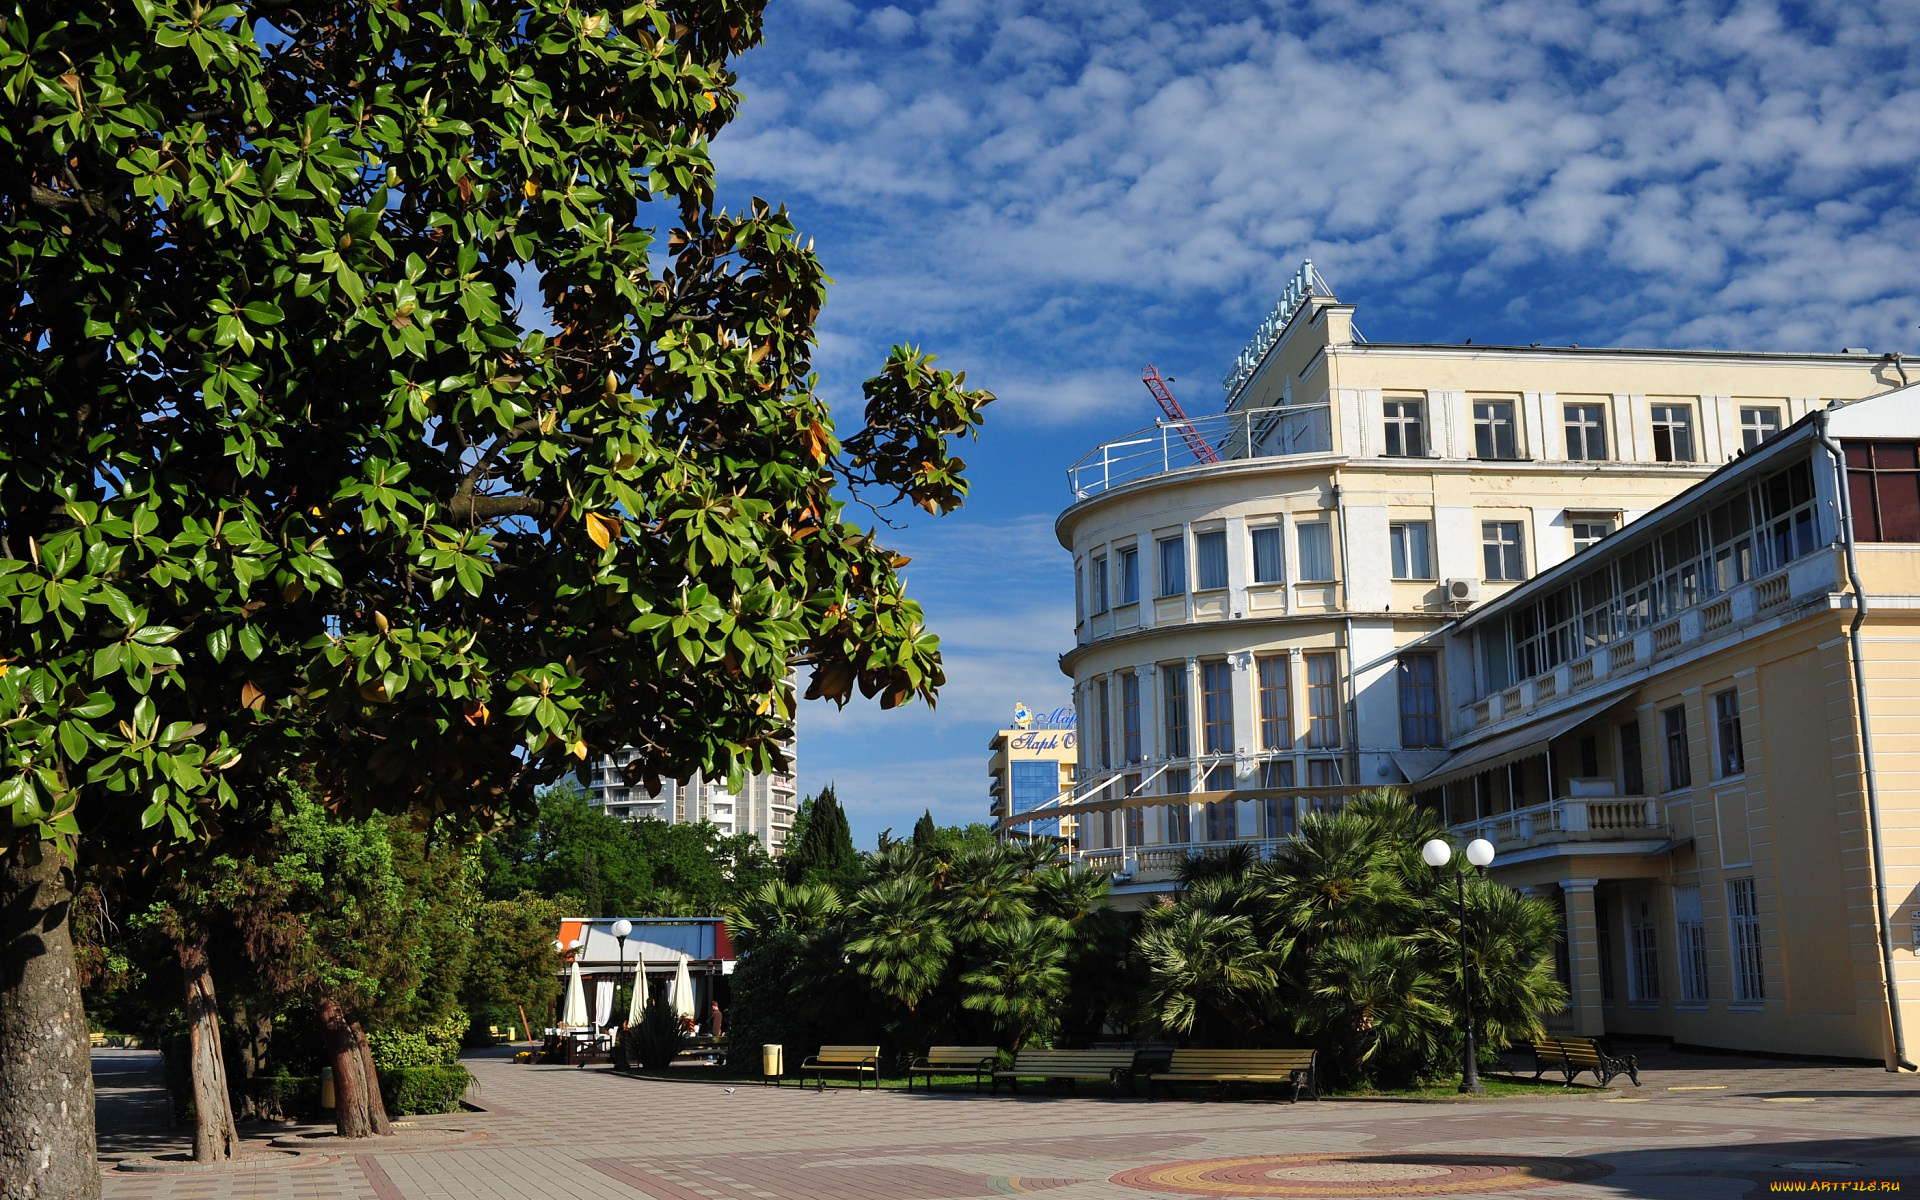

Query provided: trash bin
[762,1044,783,1085]
[319,1066,335,1109]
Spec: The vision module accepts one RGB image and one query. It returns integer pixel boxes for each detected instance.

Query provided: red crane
[1142,365,1219,464]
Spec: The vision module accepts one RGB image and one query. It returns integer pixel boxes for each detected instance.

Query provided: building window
[1728,877,1764,1001]
[1397,653,1442,747]
[1482,520,1526,581]
[1296,520,1334,582]
[1204,799,1237,841]
[1194,530,1228,590]
[1117,545,1139,604]
[1628,898,1661,1002]
[1250,526,1285,583]
[1200,660,1234,756]
[1740,406,1783,451]
[1662,704,1691,790]
[1162,665,1190,759]
[1306,758,1344,788]
[1263,792,1294,838]
[1009,760,1061,841]
[1620,720,1645,795]
[1120,672,1141,763]
[1390,521,1434,580]
[1845,441,1920,543]
[1305,652,1341,749]
[1124,803,1144,848]
[1090,554,1108,615]
[1075,562,1084,622]
[1094,677,1112,771]
[1166,802,1192,843]
[1565,403,1609,461]
[1651,403,1695,463]
[1570,516,1616,553]
[1673,884,1709,1002]
[1712,688,1744,778]
[1257,655,1291,750]
[1260,758,1295,791]
[1157,535,1186,597]
[1473,399,1519,460]
[1384,398,1426,457]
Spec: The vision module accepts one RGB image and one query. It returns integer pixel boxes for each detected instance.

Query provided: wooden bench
[907,1045,999,1092]
[800,1044,881,1090]
[1147,1048,1320,1102]
[991,1049,1142,1096]
[1529,1037,1639,1087]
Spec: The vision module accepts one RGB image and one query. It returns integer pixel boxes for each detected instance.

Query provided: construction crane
[1142,365,1220,464]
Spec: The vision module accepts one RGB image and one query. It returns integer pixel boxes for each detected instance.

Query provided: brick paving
[94,1045,1920,1198]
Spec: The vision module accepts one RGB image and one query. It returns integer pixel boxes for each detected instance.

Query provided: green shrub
[624,996,684,1071]
[367,1015,467,1070]
[253,1071,322,1121]
[378,1065,474,1115]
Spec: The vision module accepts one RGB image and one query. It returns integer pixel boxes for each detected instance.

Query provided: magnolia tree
[0,2,989,1194]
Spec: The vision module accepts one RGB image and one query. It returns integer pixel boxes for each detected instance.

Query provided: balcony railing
[1450,795,1665,854]
[1066,406,1333,499]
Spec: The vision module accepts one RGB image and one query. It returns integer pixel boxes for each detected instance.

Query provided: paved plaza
[95,1045,1920,1199]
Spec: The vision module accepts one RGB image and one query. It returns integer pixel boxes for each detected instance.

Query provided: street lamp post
[611,919,633,1030]
[1421,836,1496,1095]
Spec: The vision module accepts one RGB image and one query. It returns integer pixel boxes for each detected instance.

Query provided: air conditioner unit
[1445,577,1481,604]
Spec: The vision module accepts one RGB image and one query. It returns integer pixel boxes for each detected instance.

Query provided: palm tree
[938,845,1033,944]
[1302,934,1450,1087]
[1134,906,1279,1046]
[845,876,952,1014]
[1421,878,1568,1051]
[728,880,843,949]
[1176,841,1264,890]
[960,918,1070,1050]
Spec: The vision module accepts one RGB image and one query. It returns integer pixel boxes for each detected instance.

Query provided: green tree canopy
[782,784,858,886]
[0,1,989,1189]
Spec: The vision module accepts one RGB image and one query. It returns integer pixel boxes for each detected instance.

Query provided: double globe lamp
[1420,836,1496,1094]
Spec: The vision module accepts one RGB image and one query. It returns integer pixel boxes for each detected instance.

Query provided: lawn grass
[1335,1074,1604,1100]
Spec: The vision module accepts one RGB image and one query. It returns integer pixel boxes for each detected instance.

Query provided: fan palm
[960,917,1071,1050]
[1134,907,1279,1045]
[1418,878,1568,1049]
[1302,934,1450,1087]
[728,880,844,948]
[845,876,952,1014]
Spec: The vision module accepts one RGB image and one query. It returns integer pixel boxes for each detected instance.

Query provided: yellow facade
[988,722,1079,846]
[1050,271,1918,1039]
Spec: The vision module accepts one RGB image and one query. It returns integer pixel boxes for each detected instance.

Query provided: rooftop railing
[1066,405,1334,499]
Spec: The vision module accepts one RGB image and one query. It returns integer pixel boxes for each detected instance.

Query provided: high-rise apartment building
[581,742,798,856]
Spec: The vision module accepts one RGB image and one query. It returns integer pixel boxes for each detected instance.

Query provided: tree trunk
[355,1026,392,1135]
[177,939,240,1162]
[231,998,273,1121]
[318,998,390,1138]
[0,838,101,1200]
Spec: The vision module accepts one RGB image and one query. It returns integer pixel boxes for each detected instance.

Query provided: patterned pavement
[94,1045,1920,1199]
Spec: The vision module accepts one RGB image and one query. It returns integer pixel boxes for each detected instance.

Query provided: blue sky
[707,0,1920,847]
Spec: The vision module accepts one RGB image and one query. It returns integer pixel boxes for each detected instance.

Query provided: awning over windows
[1414,695,1625,792]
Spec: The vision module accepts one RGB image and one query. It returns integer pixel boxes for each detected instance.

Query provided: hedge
[379,1065,474,1115]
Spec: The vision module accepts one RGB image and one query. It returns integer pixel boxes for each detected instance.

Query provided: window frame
[1256,655,1291,751]
[1089,553,1109,615]
[1673,884,1709,1003]
[1296,520,1335,583]
[1094,676,1112,771]
[1116,545,1140,605]
[1564,402,1610,462]
[1662,703,1692,791]
[1249,525,1285,584]
[1156,534,1187,598]
[1712,688,1744,778]
[1200,659,1234,756]
[1161,665,1191,759]
[1397,652,1442,747]
[1304,651,1342,749]
[1194,529,1229,591]
[1383,397,1427,458]
[1120,671,1141,763]
[1481,520,1527,581]
[1389,519,1435,580]
[1473,398,1520,460]
[1650,403,1696,463]
[1740,406,1783,451]
[1727,876,1765,1002]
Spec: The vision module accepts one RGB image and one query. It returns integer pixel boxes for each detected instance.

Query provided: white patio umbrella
[626,959,650,1025]
[561,959,589,1028]
[672,953,696,1021]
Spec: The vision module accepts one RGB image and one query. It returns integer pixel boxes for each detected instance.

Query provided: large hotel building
[1030,264,1919,1064]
